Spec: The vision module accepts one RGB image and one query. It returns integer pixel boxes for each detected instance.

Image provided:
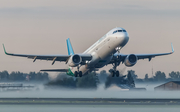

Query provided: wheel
[74,71,78,77]
[79,71,82,77]
[116,71,119,77]
[112,71,115,77]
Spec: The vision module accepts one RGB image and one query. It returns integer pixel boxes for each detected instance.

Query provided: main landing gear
[111,70,120,77]
[74,71,82,77]
[74,66,82,77]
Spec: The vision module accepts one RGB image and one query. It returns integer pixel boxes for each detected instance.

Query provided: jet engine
[124,54,137,67]
[68,54,82,67]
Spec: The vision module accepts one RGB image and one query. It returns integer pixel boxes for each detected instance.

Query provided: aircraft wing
[3,44,92,65]
[112,43,174,63]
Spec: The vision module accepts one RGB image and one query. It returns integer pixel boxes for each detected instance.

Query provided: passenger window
[123,30,126,32]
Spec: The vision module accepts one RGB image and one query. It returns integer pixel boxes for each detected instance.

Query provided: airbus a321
[3,27,174,77]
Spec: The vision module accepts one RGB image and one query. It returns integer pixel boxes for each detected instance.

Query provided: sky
[0,0,179,78]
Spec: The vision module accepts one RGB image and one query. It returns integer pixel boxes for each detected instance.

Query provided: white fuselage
[70,27,129,75]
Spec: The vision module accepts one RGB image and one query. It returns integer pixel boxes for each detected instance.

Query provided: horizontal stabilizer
[40,69,68,72]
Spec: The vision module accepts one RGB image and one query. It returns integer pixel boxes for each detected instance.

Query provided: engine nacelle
[68,54,82,67]
[124,54,137,67]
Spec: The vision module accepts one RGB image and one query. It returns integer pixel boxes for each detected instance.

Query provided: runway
[0,98,180,105]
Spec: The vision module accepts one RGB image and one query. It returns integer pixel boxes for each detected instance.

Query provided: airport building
[154,81,180,91]
[0,83,35,91]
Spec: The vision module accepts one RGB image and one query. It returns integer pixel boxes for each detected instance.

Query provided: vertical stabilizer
[66,38,74,55]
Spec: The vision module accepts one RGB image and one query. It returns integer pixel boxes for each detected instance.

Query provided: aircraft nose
[119,33,129,41]
[124,33,129,41]
[118,33,129,46]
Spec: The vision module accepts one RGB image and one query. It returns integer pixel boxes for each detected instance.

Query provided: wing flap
[27,55,70,61]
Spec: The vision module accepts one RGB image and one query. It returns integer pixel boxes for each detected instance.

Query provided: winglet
[66,38,74,55]
[171,43,174,53]
[3,44,8,55]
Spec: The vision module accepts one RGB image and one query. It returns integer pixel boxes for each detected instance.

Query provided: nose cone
[118,32,129,47]
[124,33,129,42]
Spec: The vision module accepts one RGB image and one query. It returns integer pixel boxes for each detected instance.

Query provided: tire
[75,71,78,77]
[116,71,119,77]
[79,71,82,77]
[112,71,115,77]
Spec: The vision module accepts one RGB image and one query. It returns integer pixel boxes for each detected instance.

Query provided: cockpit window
[118,30,122,32]
[113,30,123,34]
[113,30,117,34]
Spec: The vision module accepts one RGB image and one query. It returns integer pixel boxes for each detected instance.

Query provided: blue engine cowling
[124,54,137,67]
[68,54,82,67]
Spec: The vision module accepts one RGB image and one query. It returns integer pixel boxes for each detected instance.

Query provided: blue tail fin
[66,38,74,55]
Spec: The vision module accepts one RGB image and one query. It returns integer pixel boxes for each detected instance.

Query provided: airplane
[3,27,174,77]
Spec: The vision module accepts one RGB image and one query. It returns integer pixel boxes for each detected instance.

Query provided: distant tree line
[142,71,180,82]
[0,71,49,81]
[0,70,180,89]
